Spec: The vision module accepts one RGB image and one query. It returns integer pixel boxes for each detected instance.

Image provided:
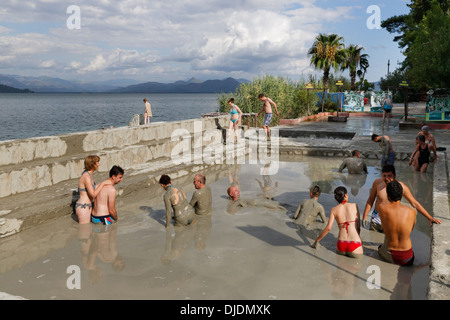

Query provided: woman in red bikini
[312,186,363,258]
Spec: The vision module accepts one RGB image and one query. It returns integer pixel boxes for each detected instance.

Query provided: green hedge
[218,75,321,125]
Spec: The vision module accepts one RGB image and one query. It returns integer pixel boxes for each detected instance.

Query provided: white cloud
[0,0,367,81]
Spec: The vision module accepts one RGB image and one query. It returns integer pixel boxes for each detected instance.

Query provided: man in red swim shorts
[377,180,417,266]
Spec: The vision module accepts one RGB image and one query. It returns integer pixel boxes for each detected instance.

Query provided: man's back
[379,196,416,251]
[190,186,212,215]
[93,185,117,218]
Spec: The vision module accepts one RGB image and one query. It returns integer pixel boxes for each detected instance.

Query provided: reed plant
[218,75,321,125]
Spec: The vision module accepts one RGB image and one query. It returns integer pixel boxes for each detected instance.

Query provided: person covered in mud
[312,186,363,259]
[159,174,195,228]
[226,185,286,214]
[292,185,326,227]
[338,150,368,174]
[190,174,212,216]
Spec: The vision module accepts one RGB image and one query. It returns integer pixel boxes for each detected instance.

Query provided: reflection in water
[78,223,125,284]
[161,215,212,264]
[339,172,368,196]
[255,162,279,200]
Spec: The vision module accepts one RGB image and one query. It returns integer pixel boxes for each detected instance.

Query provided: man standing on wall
[257,93,279,140]
[143,98,152,125]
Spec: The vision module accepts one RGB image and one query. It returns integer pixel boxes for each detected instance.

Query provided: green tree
[342,44,369,91]
[356,53,370,91]
[308,33,347,110]
[407,0,450,88]
[308,33,347,88]
[382,0,449,80]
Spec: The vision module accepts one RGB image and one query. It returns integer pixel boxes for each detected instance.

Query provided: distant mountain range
[0,84,34,93]
[0,74,245,93]
[113,77,243,93]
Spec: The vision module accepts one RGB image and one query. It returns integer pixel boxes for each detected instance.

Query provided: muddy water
[0,156,433,300]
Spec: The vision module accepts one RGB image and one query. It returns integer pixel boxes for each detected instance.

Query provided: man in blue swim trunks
[371,134,395,167]
[91,165,124,225]
[257,93,279,140]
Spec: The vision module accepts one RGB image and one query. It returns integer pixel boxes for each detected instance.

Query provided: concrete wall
[0,116,229,199]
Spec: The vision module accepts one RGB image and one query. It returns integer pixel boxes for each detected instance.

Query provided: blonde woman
[75,155,111,224]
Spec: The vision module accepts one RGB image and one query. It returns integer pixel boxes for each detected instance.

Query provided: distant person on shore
[190,174,212,216]
[143,98,152,125]
[371,134,395,167]
[257,93,279,140]
[227,98,243,143]
[416,125,438,162]
[159,174,195,228]
[362,165,441,233]
[91,165,124,225]
[312,186,363,259]
[75,155,112,224]
[338,150,368,174]
[292,185,326,227]
[377,180,416,266]
[382,94,392,127]
[409,135,431,173]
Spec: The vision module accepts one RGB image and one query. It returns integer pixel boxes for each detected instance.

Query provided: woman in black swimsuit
[409,135,431,173]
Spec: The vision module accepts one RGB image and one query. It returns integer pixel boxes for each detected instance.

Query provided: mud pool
[0,156,434,300]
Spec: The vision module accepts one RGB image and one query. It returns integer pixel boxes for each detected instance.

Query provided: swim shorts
[381,152,395,166]
[263,113,273,127]
[390,248,415,266]
[91,214,115,225]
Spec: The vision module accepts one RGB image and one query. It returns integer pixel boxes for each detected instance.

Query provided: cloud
[0,0,361,81]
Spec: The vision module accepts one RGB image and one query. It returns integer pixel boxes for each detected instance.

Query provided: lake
[0,93,222,141]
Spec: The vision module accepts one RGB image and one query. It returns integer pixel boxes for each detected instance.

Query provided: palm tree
[308,33,347,110]
[357,55,370,91]
[343,44,369,91]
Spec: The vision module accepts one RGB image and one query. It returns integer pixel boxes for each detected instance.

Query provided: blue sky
[0,0,411,84]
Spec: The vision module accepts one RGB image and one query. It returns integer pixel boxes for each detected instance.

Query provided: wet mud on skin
[0,157,433,300]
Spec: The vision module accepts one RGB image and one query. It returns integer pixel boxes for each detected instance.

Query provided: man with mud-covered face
[362,165,440,232]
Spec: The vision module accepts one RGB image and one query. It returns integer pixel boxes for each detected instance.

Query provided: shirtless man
[338,150,368,174]
[362,165,440,232]
[143,98,152,125]
[190,174,212,216]
[91,165,124,225]
[371,134,395,167]
[257,93,279,139]
[377,180,417,266]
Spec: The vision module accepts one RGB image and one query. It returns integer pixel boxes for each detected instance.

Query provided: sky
[0,0,411,84]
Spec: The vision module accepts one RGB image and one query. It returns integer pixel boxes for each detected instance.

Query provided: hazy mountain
[112,77,242,93]
[0,74,119,92]
[0,84,33,93]
[0,74,245,93]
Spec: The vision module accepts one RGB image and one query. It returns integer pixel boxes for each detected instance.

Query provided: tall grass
[218,75,321,125]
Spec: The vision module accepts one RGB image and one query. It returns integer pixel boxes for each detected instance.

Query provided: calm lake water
[0,93,221,141]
